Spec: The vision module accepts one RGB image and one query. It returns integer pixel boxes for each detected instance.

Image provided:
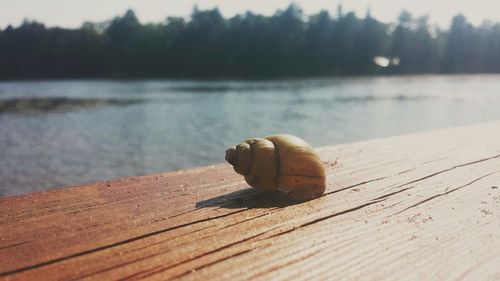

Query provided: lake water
[1,75,500,197]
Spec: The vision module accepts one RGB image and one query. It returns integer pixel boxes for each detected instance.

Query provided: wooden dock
[1,121,500,280]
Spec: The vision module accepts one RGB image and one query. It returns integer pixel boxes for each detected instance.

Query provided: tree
[304,11,335,74]
[444,15,479,73]
[353,12,389,74]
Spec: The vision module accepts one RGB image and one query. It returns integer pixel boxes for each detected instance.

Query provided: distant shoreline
[3,72,500,83]
[2,7,499,81]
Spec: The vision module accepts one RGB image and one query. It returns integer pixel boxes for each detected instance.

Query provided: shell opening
[225,146,237,166]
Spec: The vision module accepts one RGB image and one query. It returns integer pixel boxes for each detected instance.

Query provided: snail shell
[225,134,326,200]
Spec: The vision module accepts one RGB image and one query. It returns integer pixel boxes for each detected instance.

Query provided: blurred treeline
[1,5,500,79]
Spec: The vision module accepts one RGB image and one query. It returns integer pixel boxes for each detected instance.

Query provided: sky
[1,0,500,29]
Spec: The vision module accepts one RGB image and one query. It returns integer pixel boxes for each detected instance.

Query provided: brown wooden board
[1,121,500,280]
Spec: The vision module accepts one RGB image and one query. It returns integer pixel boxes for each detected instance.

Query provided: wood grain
[1,121,500,280]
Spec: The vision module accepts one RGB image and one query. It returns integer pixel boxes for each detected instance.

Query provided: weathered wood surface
[1,122,500,281]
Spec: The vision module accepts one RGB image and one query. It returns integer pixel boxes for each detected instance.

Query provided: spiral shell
[225,134,326,200]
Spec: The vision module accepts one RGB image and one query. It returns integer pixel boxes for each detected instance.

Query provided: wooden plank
[1,121,500,280]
